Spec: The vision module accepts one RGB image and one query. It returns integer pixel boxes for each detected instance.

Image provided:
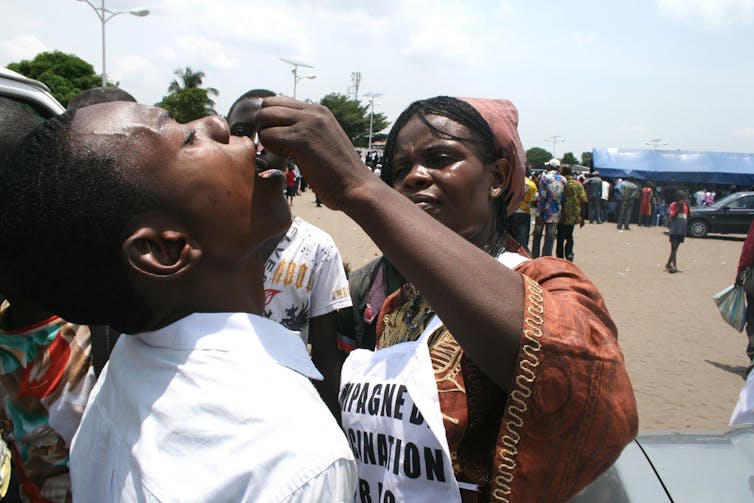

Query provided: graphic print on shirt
[264,222,312,333]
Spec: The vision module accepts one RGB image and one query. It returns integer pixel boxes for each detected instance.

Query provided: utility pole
[645,138,667,150]
[279,58,315,99]
[75,0,149,87]
[544,135,565,158]
[363,92,382,150]
[349,72,362,101]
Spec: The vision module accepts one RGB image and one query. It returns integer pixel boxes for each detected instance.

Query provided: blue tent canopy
[592,148,754,186]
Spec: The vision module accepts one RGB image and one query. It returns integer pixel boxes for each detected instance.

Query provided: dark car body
[688,192,754,238]
[569,426,754,502]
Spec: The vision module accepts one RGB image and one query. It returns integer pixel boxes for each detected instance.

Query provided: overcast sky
[3,0,754,158]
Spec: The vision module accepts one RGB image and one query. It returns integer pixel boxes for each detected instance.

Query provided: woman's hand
[256,96,376,210]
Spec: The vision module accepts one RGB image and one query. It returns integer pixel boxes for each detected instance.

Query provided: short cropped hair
[228,88,276,117]
[67,87,136,111]
[0,110,157,332]
[0,97,41,158]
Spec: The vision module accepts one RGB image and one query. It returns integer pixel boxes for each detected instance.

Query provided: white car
[0,66,65,117]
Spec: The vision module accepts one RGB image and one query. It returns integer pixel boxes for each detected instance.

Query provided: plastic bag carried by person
[713,284,747,332]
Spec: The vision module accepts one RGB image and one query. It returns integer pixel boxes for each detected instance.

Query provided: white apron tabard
[340,314,462,502]
[339,252,528,502]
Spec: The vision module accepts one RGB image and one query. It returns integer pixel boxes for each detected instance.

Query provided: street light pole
[645,138,668,150]
[544,135,565,158]
[363,92,382,150]
[76,0,149,87]
[279,58,315,99]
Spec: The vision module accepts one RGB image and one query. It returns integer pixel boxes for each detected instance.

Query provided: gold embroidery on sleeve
[492,275,544,502]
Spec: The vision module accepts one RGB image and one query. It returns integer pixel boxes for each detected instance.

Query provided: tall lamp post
[363,92,382,150]
[279,58,316,99]
[645,138,668,150]
[544,135,565,158]
[76,0,149,87]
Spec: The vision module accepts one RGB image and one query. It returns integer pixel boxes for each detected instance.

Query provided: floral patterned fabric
[560,175,587,225]
[536,171,566,223]
[0,302,95,502]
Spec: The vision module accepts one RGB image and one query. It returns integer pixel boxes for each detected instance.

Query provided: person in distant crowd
[601,176,611,223]
[532,158,565,257]
[613,177,624,202]
[694,187,706,207]
[556,166,587,262]
[292,162,303,195]
[227,89,353,419]
[285,163,297,205]
[67,86,136,110]
[654,185,667,226]
[617,178,639,230]
[639,182,654,226]
[730,223,754,426]
[704,189,716,206]
[665,190,690,273]
[735,221,754,372]
[584,171,603,223]
[507,168,538,249]
[0,101,357,502]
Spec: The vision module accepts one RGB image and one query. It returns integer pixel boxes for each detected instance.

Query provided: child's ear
[123,228,202,279]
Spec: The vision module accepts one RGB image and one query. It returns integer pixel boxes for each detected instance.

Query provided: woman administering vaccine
[259,95,638,503]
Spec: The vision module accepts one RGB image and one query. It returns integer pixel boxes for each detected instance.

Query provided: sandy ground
[290,190,750,433]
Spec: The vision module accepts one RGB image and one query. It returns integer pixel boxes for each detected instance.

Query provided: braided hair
[381,96,507,256]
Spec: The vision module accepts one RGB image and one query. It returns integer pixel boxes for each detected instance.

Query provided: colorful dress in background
[556,175,587,261]
[0,302,95,502]
[640,186,653,226]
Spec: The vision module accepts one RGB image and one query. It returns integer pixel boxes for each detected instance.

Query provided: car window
[728,196,754,210]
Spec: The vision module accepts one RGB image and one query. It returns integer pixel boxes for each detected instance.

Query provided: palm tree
[168,67,219,106]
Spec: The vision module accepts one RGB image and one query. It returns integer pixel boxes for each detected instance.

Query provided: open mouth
[256,157,285,180]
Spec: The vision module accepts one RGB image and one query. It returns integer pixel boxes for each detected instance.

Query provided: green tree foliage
[526,147,553,170]
[168,67,218,107]
[156,87,215,124]
[561,152,579,165]
[156,67,219,123]
[7,50,102,107]
[319,93,390,147]
[581,151,593,168]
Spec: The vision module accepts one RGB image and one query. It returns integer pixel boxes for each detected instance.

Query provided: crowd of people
[506,161,750,270]
[0,86,650,502]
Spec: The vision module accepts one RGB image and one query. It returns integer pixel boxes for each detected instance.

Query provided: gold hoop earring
[490,187,502,198]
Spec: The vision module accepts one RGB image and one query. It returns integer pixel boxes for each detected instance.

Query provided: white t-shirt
[263,217,352,343]
[601,180,610,200]
[70,313,356,502]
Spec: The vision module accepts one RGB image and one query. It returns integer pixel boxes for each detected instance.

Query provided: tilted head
[381,96,525,252]
[0,102,289,332]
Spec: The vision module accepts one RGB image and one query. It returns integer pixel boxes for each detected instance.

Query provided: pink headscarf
[459,98,526,217]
